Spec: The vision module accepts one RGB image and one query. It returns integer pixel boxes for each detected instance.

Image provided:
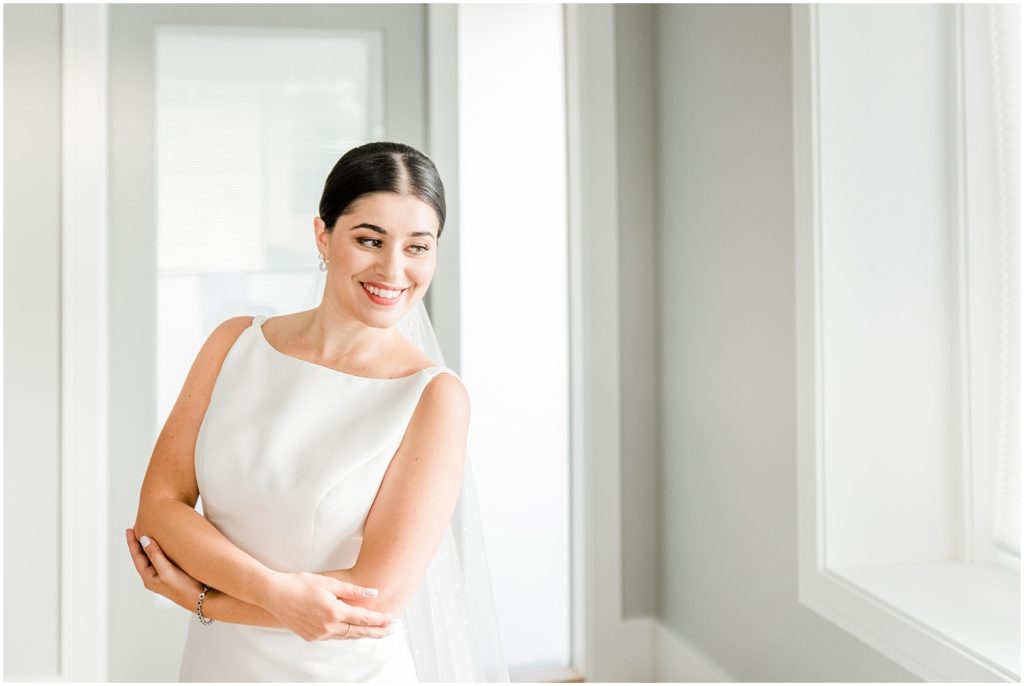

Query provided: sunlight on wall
[458,3,571,672]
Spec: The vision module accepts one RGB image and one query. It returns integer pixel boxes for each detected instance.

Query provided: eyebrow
[348,222,436,240]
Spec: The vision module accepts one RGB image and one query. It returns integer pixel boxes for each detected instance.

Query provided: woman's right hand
[260,571,397,642]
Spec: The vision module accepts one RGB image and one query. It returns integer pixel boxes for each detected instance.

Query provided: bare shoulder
[179,316,254,404]
[206,315,255,350]
[405,371,471,442]
[421,370,470,412]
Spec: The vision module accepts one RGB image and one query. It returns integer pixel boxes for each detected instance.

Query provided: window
[794,4,1020,681]
[154,25,384,432]
[457,5,573,676]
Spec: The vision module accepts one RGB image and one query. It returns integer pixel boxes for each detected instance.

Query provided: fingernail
[140,535,151,548]
[364,587,379,596]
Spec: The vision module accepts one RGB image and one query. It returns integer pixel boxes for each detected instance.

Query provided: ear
[314,216,329,254]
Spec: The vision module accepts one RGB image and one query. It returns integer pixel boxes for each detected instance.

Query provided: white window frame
[793,5,1020,682]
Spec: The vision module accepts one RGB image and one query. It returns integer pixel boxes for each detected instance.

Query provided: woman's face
[315,191,440,329]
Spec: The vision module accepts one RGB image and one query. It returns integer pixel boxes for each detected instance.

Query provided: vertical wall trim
[563,5,588,680]
[793,2,826,580]
[564,5,653,680]
[949,4,976,564]
[61,4,109,680]
[425,5,462,374]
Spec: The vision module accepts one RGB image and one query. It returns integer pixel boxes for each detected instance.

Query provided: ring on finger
[343,623,351,639]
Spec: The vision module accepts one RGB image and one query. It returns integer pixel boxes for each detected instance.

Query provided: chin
[366,308,410,329]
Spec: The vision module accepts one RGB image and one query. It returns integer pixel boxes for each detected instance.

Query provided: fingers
[343,605,398,628]
[125,528,155,577]
[132,529,175,580]
[321,579,394,628]
[327,621,398,641]
[137,534,173,577]
[330,578,381,601]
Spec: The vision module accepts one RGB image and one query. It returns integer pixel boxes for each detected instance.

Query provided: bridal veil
[304,266,510,682]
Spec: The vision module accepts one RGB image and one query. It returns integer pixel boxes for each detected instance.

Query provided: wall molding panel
[60,3,110,681]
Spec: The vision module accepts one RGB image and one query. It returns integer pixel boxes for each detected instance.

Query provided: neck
[301,299,398,365]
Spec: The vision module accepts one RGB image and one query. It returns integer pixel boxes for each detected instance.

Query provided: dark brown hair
[318,142,446,239]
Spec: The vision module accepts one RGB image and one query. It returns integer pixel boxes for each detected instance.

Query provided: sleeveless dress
[178,314,459,682]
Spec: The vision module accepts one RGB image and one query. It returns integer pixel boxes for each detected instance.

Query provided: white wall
[3,4,63,679]
[652,4,919,681]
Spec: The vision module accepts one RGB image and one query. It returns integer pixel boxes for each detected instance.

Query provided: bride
[126,142,508,682]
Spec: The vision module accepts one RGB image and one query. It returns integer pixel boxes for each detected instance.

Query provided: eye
[408,244,430,254]
[356,237,382,248]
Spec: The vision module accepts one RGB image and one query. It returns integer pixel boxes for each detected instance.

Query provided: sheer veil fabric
[303,266,510,681]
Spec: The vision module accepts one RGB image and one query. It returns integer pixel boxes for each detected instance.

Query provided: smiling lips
[361,282,408,305]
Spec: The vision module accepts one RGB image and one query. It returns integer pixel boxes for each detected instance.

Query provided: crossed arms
[131,316,469,641]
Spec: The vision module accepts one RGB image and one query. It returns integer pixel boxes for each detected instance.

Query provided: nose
[374,243,406,282]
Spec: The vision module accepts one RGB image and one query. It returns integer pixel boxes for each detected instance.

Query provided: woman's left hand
[126,527,204,612]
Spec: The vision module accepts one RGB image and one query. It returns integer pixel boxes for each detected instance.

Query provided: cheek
[334,249,369,274]
[410,259,436,287]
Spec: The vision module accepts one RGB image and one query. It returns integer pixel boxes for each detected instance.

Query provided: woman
[128,142,507,682]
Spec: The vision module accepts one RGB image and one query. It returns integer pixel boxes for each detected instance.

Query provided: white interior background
[3,3,1019,683]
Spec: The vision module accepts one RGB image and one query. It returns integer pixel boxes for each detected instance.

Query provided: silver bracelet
[196,584,214,625]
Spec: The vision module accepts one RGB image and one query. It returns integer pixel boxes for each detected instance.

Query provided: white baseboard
[655,620,735,682]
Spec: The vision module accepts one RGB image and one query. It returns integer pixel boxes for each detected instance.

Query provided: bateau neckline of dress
[252,315,438,382]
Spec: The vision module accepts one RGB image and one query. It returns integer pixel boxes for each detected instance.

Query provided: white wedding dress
[178,314,461,682]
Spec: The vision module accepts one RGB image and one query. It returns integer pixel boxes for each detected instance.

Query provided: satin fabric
[179,314,457,682]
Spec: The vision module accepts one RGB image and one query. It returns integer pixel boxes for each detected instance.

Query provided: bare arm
[125,528,393,638]
[195,588,278,627]
[133,316,279,607]
[126,526,277,626]
[197,568,373,628]
[318,372,471,617]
